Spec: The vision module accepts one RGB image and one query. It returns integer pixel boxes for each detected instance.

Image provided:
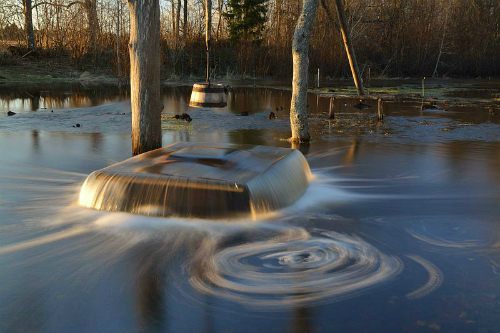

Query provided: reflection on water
[0,83,350,117]
[0,84,500,332]
[0,83,130,113]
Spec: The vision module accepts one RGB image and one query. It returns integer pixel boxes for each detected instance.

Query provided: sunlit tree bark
[321,0,364,95]
[290,0,318,143]
[127,0,162,155]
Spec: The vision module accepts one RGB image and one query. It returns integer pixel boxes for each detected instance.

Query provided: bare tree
[116,0,121,87]
[205,0,211,84]
[183,0,188,36]
[127,0,162,155]
[83,0,99,55]
[321,0,364,95]
[2,0,500,79]
[23,0,36,50]
[290,0,319,143]
[171,0,176,37]
[176,0,181,42]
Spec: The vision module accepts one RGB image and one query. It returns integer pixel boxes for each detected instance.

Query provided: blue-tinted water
[0,83,499,333]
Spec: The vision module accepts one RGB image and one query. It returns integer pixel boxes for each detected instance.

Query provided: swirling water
[1,84,500,332]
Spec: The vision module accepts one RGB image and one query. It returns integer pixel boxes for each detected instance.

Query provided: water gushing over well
[78,143,311,219]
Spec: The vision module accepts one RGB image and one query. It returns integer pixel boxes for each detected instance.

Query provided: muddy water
[0,81,500,333]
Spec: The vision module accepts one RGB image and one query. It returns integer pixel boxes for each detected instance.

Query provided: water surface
[1,82,500,333]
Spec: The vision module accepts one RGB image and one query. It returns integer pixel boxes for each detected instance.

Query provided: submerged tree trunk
[127,0,162,155]
[23,0,36,51]
[290,0,319,143]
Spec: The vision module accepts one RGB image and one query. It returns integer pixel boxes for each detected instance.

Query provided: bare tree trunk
[84,0,99,55]
[23,0,36,51]
[127,0,162,155]
[433,13,448,78]
[205,0,212,84]
[176,0,181,43]
[290,0,319,143]
[183,0,188,36]
[275,0,281,41]
[117,0,121,88]
[171,0,176,36]
[216,0,223,40]
[322,0,364,95]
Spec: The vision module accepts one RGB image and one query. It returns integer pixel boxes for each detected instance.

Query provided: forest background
[1,0,499,82]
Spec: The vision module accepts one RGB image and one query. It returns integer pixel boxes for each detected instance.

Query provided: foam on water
[0,158,466,309]
[405,255,443,300]
[404,216,498,253]
[188,226,403,309]
[0,160,446,252]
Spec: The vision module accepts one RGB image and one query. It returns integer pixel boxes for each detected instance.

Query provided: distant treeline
[1,0,499,79]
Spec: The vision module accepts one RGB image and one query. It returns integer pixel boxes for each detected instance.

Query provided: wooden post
[329,97,335,119]
[127,0,162,155]
[317,68,320,88]
[368,67,371,93]
[321,0,364,95]
[205,0,211,85]
[377,98,383,121]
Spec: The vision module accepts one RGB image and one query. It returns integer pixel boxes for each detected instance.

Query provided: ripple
[189,228,403,309]
[404,216,498,253]
[406,255,443,300]
[364,216,498,254]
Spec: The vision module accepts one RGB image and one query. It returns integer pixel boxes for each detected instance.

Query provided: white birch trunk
[127,0,162,155]
[290,0,319,143]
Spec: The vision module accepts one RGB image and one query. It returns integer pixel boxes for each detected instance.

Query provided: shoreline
[2,59,499,86]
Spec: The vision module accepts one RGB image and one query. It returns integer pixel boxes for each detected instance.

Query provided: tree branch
[32,1,84,10]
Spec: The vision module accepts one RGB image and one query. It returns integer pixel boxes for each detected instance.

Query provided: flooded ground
[1,80,500,332]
